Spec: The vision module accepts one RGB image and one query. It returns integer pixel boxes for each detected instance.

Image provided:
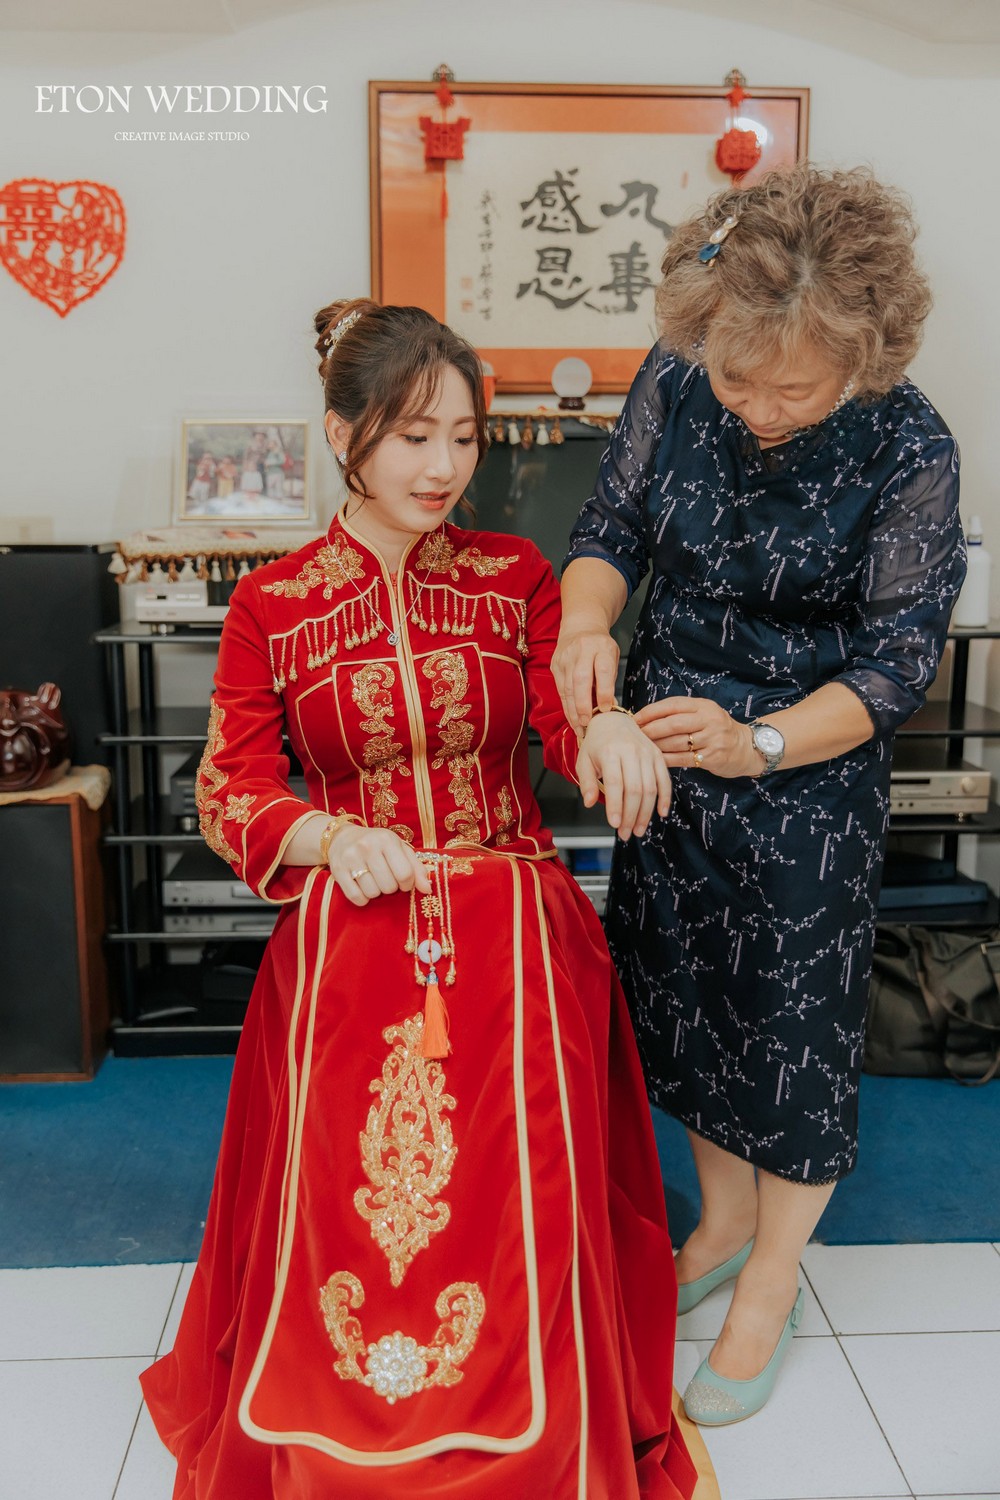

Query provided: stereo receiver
[889,742,990,817]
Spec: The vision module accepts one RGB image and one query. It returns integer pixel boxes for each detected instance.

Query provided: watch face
[754,724,784,757]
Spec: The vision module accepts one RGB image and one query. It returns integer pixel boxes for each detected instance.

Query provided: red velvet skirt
[142,852,696,1500]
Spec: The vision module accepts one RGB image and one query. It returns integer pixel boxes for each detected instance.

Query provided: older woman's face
[708,344,849,446]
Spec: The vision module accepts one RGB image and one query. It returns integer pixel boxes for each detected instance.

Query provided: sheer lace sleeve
[837,433,965,735]
[562,344,673,597]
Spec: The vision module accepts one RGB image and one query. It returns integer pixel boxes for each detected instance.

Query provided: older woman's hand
[576,711,672,838]
[551,626,620,734]
[634,696,761,779]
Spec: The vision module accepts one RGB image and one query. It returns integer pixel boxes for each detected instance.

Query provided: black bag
[866,925,1000,1086]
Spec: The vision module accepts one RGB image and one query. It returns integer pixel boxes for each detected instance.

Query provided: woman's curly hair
[655,162,932,397]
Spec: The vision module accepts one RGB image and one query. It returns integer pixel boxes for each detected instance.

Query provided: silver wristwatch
[750,720,785,774]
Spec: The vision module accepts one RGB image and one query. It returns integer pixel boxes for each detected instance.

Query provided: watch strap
[750,719,785,774]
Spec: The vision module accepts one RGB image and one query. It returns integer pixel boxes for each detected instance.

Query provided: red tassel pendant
[420,971,452,1059]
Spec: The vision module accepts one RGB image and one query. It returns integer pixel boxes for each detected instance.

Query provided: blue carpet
[0,1058,233,1268]
[0,1061,997,1266]
[654,1074,1000,1246]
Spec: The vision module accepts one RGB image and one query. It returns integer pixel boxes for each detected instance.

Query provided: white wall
[0,0,996,556]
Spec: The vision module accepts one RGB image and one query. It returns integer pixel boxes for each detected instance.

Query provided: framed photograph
[177,420,310,524]
[370,80,808,392]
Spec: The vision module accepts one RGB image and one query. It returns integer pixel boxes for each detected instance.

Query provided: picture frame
[370,80,809,393]
[176,419,310,524]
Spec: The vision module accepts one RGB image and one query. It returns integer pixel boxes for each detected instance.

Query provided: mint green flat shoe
[676,1237,754,1316]
[682,1286,804,1426]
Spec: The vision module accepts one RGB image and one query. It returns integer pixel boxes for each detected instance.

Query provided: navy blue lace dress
[565,347,964,1183]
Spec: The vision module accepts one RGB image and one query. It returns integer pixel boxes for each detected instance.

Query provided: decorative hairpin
[698,214,738,269]
[326,308,363,349]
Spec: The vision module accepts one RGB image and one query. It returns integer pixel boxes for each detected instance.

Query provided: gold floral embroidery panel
[494,786,515,846]
[414,531,518,581]
[195,700,240,867]
[224,793,255,823]
[350,662,415,842]
[261,534,365,601]
[354,1013,457,1286]
[319,1273,485,1405]
[422,650,483,845]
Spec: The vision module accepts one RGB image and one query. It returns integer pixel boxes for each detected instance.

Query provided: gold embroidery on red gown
[321,1011,485,1405]
[415,531,518,580]
[494,786,515,845]
[353,1014,457,1286]
[224,793,255,823]
[266,581,393,692]
[260,535,365,600]
[423,651,483,845]
[319,1270,486,1405]
[196,701,240,866]
[351,662,415,843]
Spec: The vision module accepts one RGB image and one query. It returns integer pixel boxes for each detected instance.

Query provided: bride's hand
[575,711,672,840]
[326,824,433,908]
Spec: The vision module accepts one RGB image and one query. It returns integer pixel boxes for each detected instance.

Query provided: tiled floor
[1,1247,998,1499]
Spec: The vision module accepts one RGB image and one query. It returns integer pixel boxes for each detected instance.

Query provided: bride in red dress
[141,299,696,1500]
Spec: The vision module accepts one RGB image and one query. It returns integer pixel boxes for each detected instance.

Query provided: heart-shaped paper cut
[0,179,126,317]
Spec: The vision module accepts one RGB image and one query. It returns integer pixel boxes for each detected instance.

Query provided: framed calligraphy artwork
[370,81,808,393]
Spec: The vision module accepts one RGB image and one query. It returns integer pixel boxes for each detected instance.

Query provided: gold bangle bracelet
[598,703,633,716]
[317,813,357,867]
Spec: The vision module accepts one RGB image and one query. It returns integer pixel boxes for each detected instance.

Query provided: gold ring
[694,751,704,766]
[350,866,369,881]
[687,734,695,752]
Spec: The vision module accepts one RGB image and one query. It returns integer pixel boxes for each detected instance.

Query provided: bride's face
[337,365,479,541]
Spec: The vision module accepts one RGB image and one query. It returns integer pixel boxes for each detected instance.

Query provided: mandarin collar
[329,506,447,573]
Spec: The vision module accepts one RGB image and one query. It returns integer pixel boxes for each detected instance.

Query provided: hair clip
[326,308,363,349]
[698,214,738,269]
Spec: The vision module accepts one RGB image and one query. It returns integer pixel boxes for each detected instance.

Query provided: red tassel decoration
[419,66,470,223]
[420,974,452,1059]
[715,68,762,184]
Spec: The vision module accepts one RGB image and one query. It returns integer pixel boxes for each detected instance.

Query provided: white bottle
[952,515,992,628]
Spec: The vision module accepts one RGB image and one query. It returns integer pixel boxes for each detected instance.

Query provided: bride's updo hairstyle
[314,298,489,501]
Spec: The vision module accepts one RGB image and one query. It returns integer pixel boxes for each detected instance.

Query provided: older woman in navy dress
[554,164,965,1425]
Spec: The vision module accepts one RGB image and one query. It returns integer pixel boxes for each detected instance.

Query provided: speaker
[0,544,118,767]
[0,795,110,1079]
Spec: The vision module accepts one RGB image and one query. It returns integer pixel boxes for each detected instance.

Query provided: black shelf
[888,800,1000,836]
[896,701,1000,738]
[104,875,274,940]
[95,622,223,645]
[112,1021,243,1057]
[107,957,254,1055]
[92,596,1000,1056]
[105,796,204,845]
[108,926,276,943]
[98,707,211,746]
[876,893,999,928]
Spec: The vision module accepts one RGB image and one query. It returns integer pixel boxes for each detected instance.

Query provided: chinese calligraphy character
[600,181,674,238]
[586,242,655,314]
[517,246,591,310]
[520,169,597,235]
[478,188,499,321]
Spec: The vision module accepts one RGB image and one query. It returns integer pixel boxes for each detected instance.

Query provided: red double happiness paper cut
[0,179,126,317]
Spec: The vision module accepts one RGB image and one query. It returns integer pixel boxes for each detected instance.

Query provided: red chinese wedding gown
[141,511,696,1500]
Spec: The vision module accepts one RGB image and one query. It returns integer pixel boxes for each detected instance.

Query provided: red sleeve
[522,541,581,787]
[194,575,320,904]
